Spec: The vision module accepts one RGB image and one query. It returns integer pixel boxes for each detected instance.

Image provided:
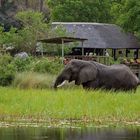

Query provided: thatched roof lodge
[52,22,140,60]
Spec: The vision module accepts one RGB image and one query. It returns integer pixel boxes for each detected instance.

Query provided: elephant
[54,59,140,91]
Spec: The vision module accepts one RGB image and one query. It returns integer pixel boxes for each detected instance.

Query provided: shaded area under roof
[52,22,140,49]
[38,37,88,44]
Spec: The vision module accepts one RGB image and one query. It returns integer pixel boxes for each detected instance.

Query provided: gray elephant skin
[54,59,140,91]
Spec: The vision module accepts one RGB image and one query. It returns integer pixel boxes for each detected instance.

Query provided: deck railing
[125,63,140,79]
[64,55,110,65]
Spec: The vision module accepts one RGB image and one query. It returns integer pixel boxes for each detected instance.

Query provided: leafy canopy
[111,0,140,38]
[47,0,112,23]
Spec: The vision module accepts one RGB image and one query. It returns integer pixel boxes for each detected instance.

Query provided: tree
[0,11,49,55]
[111,0,140,38]
[47,0,112,23]
[15,10,49,55]
[0,10,70,56]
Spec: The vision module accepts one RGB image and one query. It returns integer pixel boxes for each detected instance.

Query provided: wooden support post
[81,41,84,56]
[139,66,140,79]
[113,49,117,60]
[136,49,139,59]
[62,39,64,64]
[134,49,139,60]
[126,49,128,57]
[112,49,114,57]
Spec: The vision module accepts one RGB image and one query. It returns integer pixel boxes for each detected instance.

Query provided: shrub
[32,57,63,74]
[0,54,16,86]
[12,56,33,72]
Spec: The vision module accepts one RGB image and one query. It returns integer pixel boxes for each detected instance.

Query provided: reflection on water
[0,126,139,140]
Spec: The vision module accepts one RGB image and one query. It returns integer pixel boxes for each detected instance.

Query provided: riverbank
[0,87,140,126]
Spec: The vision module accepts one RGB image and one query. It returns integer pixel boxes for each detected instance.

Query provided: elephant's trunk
[54,68,72,89]
[54,75,65,89]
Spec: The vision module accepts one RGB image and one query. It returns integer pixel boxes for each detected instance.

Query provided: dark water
[0,126,140,140]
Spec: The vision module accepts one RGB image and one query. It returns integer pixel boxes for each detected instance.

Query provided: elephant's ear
[76,65,98,85]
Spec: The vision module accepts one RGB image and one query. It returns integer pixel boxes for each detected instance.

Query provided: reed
[0,87,139,125]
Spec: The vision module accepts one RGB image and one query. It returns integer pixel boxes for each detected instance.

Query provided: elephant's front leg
[82,80,99,89]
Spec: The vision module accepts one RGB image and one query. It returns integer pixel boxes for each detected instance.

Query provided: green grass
[0,87,140,126]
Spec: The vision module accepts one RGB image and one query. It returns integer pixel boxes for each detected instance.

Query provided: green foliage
[15,10,49,54]
[0,10,72,55]
[16,10,46,27]
[12,56,63,74]
[0,54,63,86]
[0,26,19,47]
[32,57,63,74]
[12,57,33,72]
[47,0,112,23]
[0,54,16,86]
[0,11,50,54]
[111,0,140,38]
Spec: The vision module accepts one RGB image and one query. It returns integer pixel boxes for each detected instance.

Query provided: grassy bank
[0,87,140,126]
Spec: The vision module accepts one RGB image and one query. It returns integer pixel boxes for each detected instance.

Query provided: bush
[32,57,63,74]
[0,54,16,86]
[0,54,63,86]
[12,56,33,72]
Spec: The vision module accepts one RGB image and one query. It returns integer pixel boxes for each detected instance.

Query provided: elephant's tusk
[57,81,66,88]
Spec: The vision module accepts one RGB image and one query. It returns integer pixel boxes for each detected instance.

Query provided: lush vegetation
[0,0,140,126]
[111,0,140,38]
[0,54,63,87]
[0,87,139,125]
[0,54,16,86]
[47,0,112,23]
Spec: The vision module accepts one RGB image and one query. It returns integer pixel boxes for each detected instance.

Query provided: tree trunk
[0,0,5,7]
[25,0,28,8]
[40,0,43,12]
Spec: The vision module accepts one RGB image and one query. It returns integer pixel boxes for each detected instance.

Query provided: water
[0,126,140,140]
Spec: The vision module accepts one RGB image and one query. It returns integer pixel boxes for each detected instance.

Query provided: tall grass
[0,87,139,125]
[12,72,56,89]
[12,72,76,89]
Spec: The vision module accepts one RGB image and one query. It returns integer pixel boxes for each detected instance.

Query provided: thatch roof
[38,37,87,44]
[52,22,140,49]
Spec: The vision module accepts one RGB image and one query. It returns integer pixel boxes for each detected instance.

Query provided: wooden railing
[64,55,110,65]
[125,63,140,79]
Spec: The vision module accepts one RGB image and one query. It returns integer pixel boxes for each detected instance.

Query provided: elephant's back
[99,64,139,90]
